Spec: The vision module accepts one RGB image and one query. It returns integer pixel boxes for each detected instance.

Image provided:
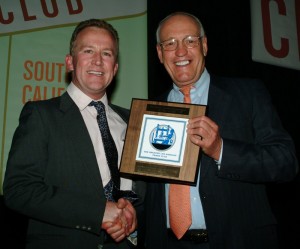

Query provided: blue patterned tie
[89,101,138,202]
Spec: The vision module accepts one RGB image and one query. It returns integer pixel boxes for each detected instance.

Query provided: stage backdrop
[251,0,300,70]
[0,0,148,193]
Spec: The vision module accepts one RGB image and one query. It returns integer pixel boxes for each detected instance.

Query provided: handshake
[101,198,137,243]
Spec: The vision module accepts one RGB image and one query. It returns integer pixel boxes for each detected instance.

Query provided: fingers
[102,201,122,223]
[187,116,222,160]
[101,221,113,230]
[104,221,127,242]
[188,116,218,135]
[116,197,127,209]
[102,199,137,242]
[117,198,137,235]
[123,207,137,234]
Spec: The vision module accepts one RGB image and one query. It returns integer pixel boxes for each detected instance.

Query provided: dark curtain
[147,1,300,249]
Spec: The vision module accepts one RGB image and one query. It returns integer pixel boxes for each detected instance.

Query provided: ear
[156,44,164,63]
[113,63,119,76]
[65,54,74,72]
[201,36,208,56]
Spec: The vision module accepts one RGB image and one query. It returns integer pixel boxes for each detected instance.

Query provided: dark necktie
[169,85,192,239]
[89,101,138,202]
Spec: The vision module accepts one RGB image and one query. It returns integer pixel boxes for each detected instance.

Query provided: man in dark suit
[3,19,145,249]
[144,12,299,249]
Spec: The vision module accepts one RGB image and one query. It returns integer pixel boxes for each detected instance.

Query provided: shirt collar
[171,68,210,105]
[67,82,109,111]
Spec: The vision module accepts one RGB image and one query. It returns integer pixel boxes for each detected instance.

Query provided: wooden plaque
[120,99,206,183]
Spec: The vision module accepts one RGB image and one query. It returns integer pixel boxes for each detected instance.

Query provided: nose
[92,53,103,65]
[175,41,188,56]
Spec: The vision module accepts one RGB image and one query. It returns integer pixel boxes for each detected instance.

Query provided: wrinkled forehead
[159,14,200,40]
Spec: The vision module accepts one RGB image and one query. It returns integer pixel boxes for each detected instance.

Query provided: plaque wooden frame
[120,99,206,183]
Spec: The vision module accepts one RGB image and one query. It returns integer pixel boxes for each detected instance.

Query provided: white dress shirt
[67,82,132,191]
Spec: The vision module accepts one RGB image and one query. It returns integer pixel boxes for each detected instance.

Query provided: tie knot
[180,85,192,95]
[179,85,192,103]
[89,101,105,113]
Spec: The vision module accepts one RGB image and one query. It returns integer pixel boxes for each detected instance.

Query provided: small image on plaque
[136,114,188,166]
[150,124,176,150]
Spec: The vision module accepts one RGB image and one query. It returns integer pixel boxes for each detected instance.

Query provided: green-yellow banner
[0,1,148,193]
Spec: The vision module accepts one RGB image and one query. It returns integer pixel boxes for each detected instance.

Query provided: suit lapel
[200,76,232,180]
[59,93,104,191]
[207,77,231,125]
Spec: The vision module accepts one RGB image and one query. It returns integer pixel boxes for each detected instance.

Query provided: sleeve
[3,101,106,235]
[217,79,298,183]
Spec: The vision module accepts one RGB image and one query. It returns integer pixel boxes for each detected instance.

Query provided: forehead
[160,14,200,38]
[72,26,117,53]
[76,26,114,42]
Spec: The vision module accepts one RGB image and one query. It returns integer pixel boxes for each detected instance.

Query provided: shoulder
[109,103,130,123]
[211,74,263,86]
[210,74,268,95]
[24,92,66,108]
[20,92,70,120]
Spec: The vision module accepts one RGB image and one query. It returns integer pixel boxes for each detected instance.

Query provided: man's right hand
[101,198,137,242]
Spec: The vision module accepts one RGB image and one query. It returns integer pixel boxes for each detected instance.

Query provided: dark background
[147,1,300,249]
[1,1,299,248]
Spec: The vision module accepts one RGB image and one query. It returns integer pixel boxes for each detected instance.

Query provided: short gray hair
[156,12,205,43]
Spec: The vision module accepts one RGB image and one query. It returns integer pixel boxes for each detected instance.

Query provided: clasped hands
[101,198,137,242]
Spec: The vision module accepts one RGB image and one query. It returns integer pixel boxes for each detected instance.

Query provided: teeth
[176,60,189,66]
[88,71,104,75]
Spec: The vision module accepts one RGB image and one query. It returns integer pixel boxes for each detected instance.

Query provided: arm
[187,79,298,183]
[3,101,112,235]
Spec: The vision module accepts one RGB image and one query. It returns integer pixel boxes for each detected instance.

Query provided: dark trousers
[167,232,210,249]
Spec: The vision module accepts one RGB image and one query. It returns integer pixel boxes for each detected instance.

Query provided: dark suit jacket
[3,92,145,249]
[144,75,298,249]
